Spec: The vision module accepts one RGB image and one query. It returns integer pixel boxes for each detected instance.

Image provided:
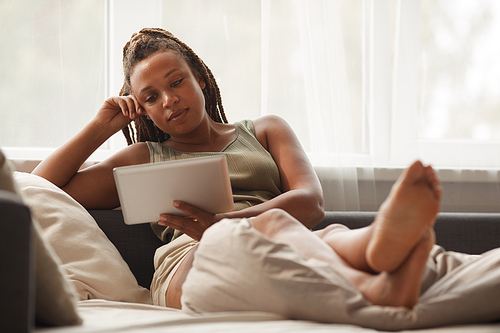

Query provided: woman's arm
[219,115,324,226]
[250,115,325,226]
[160,115,324,240]
[32,96,150,209]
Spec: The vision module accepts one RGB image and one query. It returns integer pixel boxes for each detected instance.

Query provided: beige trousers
[150,234,198,307]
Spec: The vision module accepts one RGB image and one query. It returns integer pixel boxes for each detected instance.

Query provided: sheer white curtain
[5,0,500,212]
[163,0,374,211]
[394,0,500,170]
[264,0,367,210]
[390,0,500,212]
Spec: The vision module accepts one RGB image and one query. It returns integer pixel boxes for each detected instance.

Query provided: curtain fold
[296,0,364,210]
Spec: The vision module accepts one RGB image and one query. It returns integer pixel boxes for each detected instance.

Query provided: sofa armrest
[314,211,500,255]
[0,190,34,333]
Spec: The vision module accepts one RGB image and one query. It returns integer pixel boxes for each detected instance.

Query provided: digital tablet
[113,155,233,225]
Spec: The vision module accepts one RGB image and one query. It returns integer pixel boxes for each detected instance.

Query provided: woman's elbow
[312,202,325,229]
[303,193,325,229]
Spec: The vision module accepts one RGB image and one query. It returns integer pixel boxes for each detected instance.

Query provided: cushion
[14,172,152,304]
[0,150,81,326]
[32,218,83,326]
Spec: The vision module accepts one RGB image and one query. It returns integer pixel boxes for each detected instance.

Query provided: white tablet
[113,155,233,225]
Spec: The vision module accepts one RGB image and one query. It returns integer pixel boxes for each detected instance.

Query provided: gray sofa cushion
[314,211,500,255]
[89,209,500,290]
[88,210,164,288]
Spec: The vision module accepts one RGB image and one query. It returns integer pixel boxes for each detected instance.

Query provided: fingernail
[173,201,180,207]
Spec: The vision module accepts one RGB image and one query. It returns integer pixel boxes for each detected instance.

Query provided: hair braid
[120,28,227,145]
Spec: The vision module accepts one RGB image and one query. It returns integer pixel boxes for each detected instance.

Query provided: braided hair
[120,28,227,145]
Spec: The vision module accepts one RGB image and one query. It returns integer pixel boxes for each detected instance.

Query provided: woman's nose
[162,92,178,109]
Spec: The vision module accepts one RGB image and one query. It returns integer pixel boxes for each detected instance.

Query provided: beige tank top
[147,119,282,242]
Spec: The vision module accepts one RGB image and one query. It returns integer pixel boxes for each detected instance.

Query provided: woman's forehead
[135,51,186,73]
[130,51,190,86]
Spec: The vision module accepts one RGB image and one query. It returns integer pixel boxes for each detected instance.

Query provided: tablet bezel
[113,155,233,225]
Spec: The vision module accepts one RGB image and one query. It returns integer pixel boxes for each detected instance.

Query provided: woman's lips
[168,108,188,122]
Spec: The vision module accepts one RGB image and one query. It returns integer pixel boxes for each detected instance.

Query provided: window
[3,0,500,171]
[0,0,105,159]
[162,0,365,153]
[389,0,500,168]
[418,0,500,142]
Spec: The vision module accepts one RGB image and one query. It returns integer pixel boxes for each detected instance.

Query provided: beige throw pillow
[32,219,83,326]
[0,150,82,326]
[14,171,152,304]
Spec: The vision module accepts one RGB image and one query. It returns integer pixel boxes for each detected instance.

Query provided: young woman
[32,27,324,307]
[32,28,440,311]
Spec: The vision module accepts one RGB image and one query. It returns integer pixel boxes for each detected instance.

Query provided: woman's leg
[250,209,347,267]
[349,227,435,308]
[250,161,441,308]
[316,161,441,273]
[170,161,441,309]
[165,245,198,309]
[313,224,374,272]
[250,209,434,308]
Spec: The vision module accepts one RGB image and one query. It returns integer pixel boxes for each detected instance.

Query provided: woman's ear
[198,78,206,90]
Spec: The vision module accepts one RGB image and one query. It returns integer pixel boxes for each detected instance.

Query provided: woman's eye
[171,78,183,87]
[146,94,157,103]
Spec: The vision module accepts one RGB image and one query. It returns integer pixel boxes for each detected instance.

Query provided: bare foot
[360,228,435,308]
[366,161,441,273]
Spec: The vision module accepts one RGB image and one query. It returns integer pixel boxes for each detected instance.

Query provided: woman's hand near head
[32,95,151,209]
[93,96,146,134]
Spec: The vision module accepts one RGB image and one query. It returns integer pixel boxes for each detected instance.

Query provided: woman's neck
[165,122,235,153]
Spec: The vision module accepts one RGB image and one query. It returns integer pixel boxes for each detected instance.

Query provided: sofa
[89,209,500,290]
[3,182,500,332]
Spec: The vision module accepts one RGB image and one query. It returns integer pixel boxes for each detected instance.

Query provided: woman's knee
[250,208,299,236]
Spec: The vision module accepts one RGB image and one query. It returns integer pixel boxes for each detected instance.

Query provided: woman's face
[130,50,207,137]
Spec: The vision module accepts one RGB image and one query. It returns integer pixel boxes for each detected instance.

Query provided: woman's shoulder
[253,114,291,134]
[243,115,290,150]
[234,115,289,133]
[252,114,289,130]
[104,142,150,167]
